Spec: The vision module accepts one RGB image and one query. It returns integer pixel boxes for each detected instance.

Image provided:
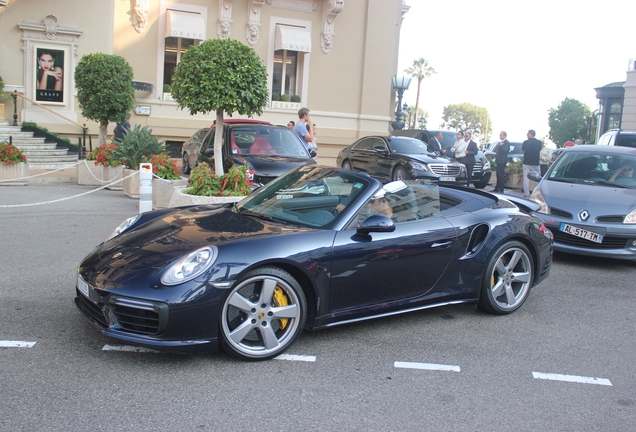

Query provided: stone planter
[168,187,246,208]
[505,173,537,192]
[0,162,28,186]
[103,165,124,190]
[152,176,188,209]
[77,161,104,186]
[123,168,140,198]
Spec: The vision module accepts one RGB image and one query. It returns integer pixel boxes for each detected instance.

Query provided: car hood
[400,153,460,164]
[79,205,312,289]
[233,154,316,176]
[540,180,636,216]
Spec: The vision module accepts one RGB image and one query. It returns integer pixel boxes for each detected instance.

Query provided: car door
[366,138,393,180]
[349,138,376,174]
[329,215,458,313]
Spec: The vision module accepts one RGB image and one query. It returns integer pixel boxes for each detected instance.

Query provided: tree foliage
[548,98,592,147]
[171,39,269,176]
[404,58,436,127]
[74,53,135,145]
[112,124,166,169]
[440,103,491,142]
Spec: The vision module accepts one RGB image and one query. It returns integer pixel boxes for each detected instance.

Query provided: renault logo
[579,210,590,221]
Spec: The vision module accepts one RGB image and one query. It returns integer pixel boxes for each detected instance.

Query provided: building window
[608,102,622,129]
[163,37,199,89]
[267,19,311,108]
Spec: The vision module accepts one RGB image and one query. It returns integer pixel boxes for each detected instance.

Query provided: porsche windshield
[236,166,372,228]
[548,151,636,188]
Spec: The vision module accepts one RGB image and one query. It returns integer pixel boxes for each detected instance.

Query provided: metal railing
[11,90,88,159]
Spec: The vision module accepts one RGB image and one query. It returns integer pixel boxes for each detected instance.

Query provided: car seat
[249,137,276,154]
[230,133,242,154]
[569,157,597,179]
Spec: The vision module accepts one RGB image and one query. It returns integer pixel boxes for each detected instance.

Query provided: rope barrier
[0,171,139,208]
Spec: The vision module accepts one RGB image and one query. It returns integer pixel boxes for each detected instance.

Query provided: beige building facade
[0,0,409,166]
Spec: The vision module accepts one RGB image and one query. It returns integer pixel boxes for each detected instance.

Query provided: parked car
[390,129,492,188]
[336,135,466,184]
[484,141,524,164]
[74,165,553,360]
[550,148,566,165]
[596,129,636,148]
[193,119,316,186]
[528,145,636,260]
[181,127,210,174]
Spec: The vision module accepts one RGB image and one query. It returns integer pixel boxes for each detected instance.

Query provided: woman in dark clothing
[37,51,63,91]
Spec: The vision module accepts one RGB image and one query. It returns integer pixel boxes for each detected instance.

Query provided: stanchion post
[139,163,153,214]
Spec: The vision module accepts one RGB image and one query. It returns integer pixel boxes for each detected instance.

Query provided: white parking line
[532,372,612,386]
[0,341,36,348]
[102,344,159,353]
[274,354,316,362]
[394,361,461,372]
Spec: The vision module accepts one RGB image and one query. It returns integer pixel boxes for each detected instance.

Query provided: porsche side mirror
[357,214,396,235]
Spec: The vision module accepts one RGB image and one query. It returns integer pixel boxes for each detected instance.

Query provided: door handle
[431,241,452,248]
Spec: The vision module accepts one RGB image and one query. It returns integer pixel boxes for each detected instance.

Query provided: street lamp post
[391,75,412,130]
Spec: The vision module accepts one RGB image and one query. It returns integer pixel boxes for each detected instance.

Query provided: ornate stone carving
[321,0,343,54]
[246,0,265,46]
[133,0,149,33]
[218,0,233,39]
[19,15,82,55]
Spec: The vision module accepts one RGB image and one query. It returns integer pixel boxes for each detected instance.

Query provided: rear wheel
[219,267,306,361]
[182,152,191,174]
[478,240,534,315]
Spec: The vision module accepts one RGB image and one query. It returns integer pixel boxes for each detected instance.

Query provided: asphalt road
[1,184,635,431]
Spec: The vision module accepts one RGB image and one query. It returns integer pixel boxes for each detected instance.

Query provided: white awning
[275,25,311,53]
[165,10,205,40]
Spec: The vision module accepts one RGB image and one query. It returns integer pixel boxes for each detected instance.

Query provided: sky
[397,0,636,143]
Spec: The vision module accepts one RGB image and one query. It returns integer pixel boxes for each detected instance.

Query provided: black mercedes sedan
[336,135,466,184]
[75,165,553,360]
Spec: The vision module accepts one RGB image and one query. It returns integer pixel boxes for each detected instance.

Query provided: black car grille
[596,215,626,223]
[76,289,108,328]
[553,231,628,249]
[549,207,573,218]
[429,164,462,177]
[110,297,163,335]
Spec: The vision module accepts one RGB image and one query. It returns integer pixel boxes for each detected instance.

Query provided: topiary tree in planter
[171,38,268,176]
[75,53,135,146]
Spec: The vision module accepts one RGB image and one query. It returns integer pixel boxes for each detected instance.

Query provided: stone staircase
[0,121,78,183]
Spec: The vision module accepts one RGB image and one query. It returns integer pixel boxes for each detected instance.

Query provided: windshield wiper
[239,211,290,224]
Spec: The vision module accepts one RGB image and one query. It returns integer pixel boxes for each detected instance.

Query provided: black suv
[597,129,636,148]
[390,129,492,188]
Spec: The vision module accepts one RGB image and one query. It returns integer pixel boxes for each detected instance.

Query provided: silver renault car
[528,145,636,260]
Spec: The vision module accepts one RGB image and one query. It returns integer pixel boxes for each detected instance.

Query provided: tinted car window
[353,137,380,151]
[230,126,310,156]
[618,134,636,148]
[388,137,429,154]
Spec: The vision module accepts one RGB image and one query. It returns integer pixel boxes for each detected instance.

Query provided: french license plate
[559,223,604,244]
[77,276,90,298]
[439,176,456,182]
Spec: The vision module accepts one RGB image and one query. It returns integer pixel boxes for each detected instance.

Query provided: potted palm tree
[112,125,166,198]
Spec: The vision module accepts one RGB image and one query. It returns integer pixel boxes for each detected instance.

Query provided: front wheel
[473,180,489,189]
[392,166,408,181]
[182,152,191,175]
[220,267,307,361]
[478,241,534,315]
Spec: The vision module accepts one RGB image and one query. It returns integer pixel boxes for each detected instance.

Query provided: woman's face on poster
[39,54,55,71]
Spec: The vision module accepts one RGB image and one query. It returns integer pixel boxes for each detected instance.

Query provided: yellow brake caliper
[273,286,289,330]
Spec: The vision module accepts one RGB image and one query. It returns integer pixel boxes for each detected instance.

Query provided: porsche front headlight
[161,246,218,286]
[106,215,141,241]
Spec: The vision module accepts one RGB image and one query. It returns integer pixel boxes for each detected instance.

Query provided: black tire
[182,152,191,175]
[477,240,534,315]
[473,180,489,189]
[342,160,352,171]
[392,166,408,181]
[219,267,306,361]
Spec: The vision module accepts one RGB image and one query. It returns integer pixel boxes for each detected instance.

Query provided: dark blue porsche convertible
[75,165,553,360]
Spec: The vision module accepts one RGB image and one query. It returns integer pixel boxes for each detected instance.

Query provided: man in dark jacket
[427,131,442,155]
[491,131,510,192]
[522,129,542,197]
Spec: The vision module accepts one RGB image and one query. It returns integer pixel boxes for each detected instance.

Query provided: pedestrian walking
[521,129,542,197]
[491,131,510,192]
